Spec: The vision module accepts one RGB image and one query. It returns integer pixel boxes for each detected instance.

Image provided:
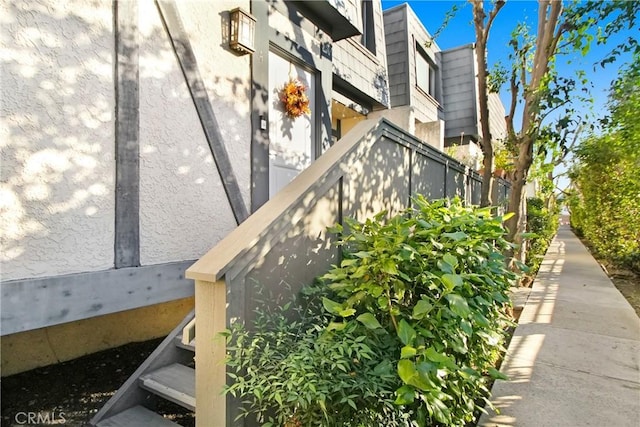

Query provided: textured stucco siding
[333,0,390,107]
[268,2,325,58]
[383,6,409,107]
[138,0,250,265]
[448,141,483,169]
[368,105,414,134]
[441,45,478,139]
[1,0,115,280]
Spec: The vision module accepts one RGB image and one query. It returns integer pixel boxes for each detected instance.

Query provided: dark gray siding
[441,45,479,139]
[383,4,442,123]
[383,5,409,107]
[405,6,441,123]
[333,0,390,108]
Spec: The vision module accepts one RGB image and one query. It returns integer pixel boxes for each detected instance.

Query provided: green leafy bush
[225,288,408,427]
[525,197,559,274]
[569,132,640,272]
[568,55,640,273]
[225,197,517,426]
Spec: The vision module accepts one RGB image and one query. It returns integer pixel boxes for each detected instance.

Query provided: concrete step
[96,405,180,427]
[139,363,196,411]
[174,335,195,352]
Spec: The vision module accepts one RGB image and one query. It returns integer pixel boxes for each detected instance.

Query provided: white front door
[268,52,315,198]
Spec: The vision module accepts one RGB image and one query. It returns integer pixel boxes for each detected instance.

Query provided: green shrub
[225,288,408,427]
[225,197,517,426]
[525,197,559,274]
[568,57,640,273]
[569,134,640,273]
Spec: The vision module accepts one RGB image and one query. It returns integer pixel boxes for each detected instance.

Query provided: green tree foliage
[526,197,560,274]
[569,56,640,272]
[469,0,639,265]
[225,197,517,426]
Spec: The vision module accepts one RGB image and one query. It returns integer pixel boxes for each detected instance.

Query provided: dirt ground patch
[1,338,194,427]
[607,267,640,317]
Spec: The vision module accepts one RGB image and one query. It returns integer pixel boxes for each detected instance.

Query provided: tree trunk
[516,193,527,264]
[506,166,525,241]
[472,1,496,207]
[504,0,563,249]
[544,170,555,211]
[480,153,494,207]
[476,46,495,207]
[506,135,534,263]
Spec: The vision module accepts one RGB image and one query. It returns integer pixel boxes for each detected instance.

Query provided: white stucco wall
[415,120,444,152]
[448,142,483,170]
[488,92,507,142]
[1,0,115,280]
[138,0,251,265]
[369,106,415,134]
[268,3,323,56]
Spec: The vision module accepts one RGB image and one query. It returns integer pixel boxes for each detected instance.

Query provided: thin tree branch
[552,170,571,179]
[538,98,572,122]
[484,0,505,38]
[507,69,518,138]
[533,0,551,80]
[519,54,528,91]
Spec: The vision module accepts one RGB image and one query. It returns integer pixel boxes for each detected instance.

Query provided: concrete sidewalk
[479,225,640,427]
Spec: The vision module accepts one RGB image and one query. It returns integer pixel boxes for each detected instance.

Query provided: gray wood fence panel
[446,165,466,199]
[497,179,509,205]
[220,119,509,329]
[188,119,509,427]
[470,177,482,206]
[412,155,446,200]
[242,181,343,322]
[343,136,411,220]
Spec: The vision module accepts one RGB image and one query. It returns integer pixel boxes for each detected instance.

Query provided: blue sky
[380,0,635,125]
[381,1,637,190]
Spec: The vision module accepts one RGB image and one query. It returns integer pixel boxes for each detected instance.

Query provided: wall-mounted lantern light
[229,8,256,54]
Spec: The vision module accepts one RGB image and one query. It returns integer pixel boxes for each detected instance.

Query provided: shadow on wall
[137,0,252,265]
[1,1,253,280]
[221,125,418,328]
[1,1,116,280]
[191,120,482,331]
[374,68,390,107]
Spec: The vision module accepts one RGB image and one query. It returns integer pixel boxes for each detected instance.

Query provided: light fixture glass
[229,8,256,54]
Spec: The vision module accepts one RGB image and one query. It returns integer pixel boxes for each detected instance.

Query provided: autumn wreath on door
[280,78,311,119]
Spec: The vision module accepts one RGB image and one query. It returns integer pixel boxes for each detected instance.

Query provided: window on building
[416,47,437,99]
[361,0,376,54]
